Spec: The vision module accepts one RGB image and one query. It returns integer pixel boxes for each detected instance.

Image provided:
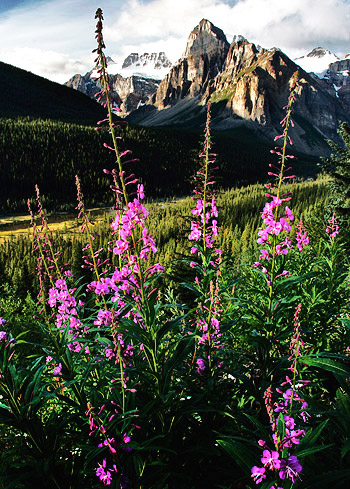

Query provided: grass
[0,208,111,243]
[0,198,191,244]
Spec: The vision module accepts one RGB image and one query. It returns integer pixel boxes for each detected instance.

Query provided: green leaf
[296,443,333,458]
[276,271,318,290]
[163,336,194,389]
[298,419,329,449]
[277,412,286,440]
[180,282,201,297]
[341,438,350,458]
[340,318,350,330]
[217,439,257,469]
[302,355,350,377]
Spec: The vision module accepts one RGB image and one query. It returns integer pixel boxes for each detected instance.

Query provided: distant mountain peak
[103,51,173,79]
[307,47,327,58]
[294,47,339,76]
[121,52,172,71]
[183,19,229,58]
[306,47,338,59]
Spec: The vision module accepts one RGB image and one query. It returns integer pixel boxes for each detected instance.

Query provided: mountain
[65,52,172,115]
[119,52,172,78]
[296,51,350,117]
[146,19,230,108]
[127,20,349,156]
[294,47,339,77]
[320,56,350,116]
[0,61,106,124]
[66,71,160,115]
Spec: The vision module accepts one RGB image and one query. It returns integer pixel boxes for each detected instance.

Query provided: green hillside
[0,117,321,215]
[0,61,105,124]
[0,60,321,215]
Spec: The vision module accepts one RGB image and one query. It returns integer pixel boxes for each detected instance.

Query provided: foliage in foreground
[1,10,350,489]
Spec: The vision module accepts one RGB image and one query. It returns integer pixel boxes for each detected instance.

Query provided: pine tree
[322,122,350,239]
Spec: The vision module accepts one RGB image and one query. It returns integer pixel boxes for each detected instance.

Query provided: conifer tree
[322,122,350,241]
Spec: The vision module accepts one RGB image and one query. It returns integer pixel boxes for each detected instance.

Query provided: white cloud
[107,0,350,60]
[0,0,348,83]
[0,47,93,83]
[230,0,350,55]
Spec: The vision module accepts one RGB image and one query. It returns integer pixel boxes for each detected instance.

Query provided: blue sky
[0,0,349,83]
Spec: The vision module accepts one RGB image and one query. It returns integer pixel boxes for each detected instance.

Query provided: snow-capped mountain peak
[107,52,172,79]
[294,47,339,77]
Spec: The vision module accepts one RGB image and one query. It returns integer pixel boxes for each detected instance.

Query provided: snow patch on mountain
[294,47,339,77]
[106,52,172,80]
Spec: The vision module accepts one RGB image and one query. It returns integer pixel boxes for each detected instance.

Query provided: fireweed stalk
[28,188,94,416]
[92,8,163,322]
[28,187,62,296]
[85,10,165,485]
[255,74,302,336]
[188,103,222,376]
[326,213,340,240]
[31,185,86,356]
[86,402,133,486]
[251,304,309,487]
[25,193,95,484]
[75,174,125,376]
[28,189,70,346]
[90,9,164,382]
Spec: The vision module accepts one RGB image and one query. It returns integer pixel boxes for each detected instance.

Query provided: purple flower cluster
[251,380,306,486]
[0,318,6,343]
[87,188,164,328]
[96,459,117,486]
[197,279,223,350]
[48,277,85,352]
[46,356,62,376]
[87,402,133,487]
[251,304,309,486]
[255,196,294,280]
[326,213,340,239]
[189,197,219,249]
[296,215,309,252]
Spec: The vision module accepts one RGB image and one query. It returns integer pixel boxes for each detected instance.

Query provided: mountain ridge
[65,51,173,115]
[127,19,349,156]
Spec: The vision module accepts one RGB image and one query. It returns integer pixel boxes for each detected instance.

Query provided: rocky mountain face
[324,58,350,116]
[66,71,159,115]
[329,57,350,73]
[65,52,172,115]
[292,48,350,117]
[148,19,229,108]
[129,20,349,155]
[304,52,350,118]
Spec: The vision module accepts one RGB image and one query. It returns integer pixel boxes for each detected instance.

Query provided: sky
[0,0,349,83]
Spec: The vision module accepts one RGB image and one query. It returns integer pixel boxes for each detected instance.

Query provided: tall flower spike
[326,213,340,239]
[296,214,309,251]
[189,103,220,258]
[255,73,299,323]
